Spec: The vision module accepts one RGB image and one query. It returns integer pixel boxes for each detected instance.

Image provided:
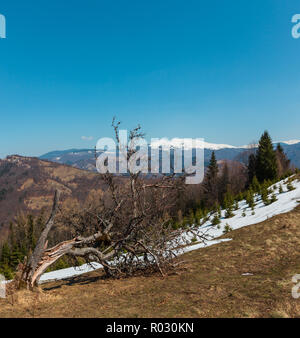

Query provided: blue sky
[0,0,300,158]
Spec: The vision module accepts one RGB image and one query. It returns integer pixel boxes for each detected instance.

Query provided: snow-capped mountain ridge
[150,138,241,150]
[39,139,300,170]
[150,138,300,150]
[279,139,300,145]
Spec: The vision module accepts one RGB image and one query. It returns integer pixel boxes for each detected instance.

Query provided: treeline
[0,214,45,279]
[172,130,296,228]
[0,212,81,279]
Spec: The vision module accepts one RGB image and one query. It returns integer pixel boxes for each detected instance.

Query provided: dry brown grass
[1,205,300,318]
[44,165,97,183]
[24,196,54,210]
[17,178,34,191]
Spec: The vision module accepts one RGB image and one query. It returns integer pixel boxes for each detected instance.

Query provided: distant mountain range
[0,139,298,239]
[39,140,300,170]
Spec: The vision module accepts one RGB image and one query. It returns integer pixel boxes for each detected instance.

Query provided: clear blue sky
[0,0,300,158]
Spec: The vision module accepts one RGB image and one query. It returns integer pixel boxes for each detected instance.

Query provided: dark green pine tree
[204,151,219,206]
[10,245,23,269]
[255,131,278,183]
[247,153,257,184]
[27,214,37,251]
[0,242,14,279]
[250,176,260,193]
[0,242,11,266]
[223,190,234,210]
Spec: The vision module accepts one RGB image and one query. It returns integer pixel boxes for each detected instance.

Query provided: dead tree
[15,121,208,289]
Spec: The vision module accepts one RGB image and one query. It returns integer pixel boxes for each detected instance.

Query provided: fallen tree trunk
[14,190,119,288]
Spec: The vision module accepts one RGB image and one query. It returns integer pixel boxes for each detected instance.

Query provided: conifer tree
[261,186,270,205]
[0,263,13,280]
[236,192,244,202]
[223,190,234,210]
[255,131,278,182]
[247,153,257,184]
[250,176,260,193]
[287,181,296,191]
[270,193,278,203]
[0,243,11,266]
[203,151,219,206]
[234,200,239,210]
[211,212,221,226]
[27,215,36,250]
[246,189,255,209]
[10,244,23,268]
[225,205,234,218]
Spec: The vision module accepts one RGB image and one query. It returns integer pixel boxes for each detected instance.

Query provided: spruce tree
[27,214,36,250]
[270,194,278,203]
[10,244,23,269]
[246,189,255,209]
[234,200,239,210]
[203,151,219,206]
[211,212,221,226]
[256,131,278,182]
[247,153,257,184]
[0,243,11,266]
[250,176,260,193]
[225,205,234,218]
[261,186,270,205]
[287,181,296,191]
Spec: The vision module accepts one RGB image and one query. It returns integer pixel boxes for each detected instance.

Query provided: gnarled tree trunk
[15,191,119,289]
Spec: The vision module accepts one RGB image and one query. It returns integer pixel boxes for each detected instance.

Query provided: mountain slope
[31,175,300,284]
[0,155,103,240]
[1,189,300,317]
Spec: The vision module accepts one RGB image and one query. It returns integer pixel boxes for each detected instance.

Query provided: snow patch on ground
[180,178,300,249]
[39,262,103,284]
[31,176,300,284]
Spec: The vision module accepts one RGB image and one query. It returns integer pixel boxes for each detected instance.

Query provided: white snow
[150,138,300,150]
[150,138,240,150]
[180,177,300,247]
[279,140,300,146]
[39,262,103,284]
[6,176,299,285]
[203,141,240,150]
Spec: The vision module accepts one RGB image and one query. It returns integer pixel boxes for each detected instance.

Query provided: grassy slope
[1,205,300,318]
